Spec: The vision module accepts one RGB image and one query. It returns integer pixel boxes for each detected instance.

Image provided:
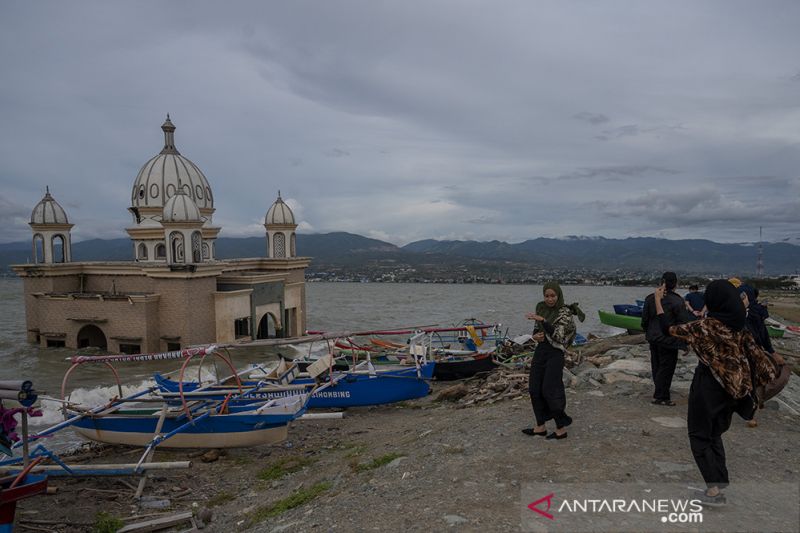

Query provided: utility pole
[756,226,764,278]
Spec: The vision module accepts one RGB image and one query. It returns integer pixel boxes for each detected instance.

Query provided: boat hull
[69,401,303,449]
[72,421,288,448]
[156,363,435,408]
[434,354,496,381]
[598,310,643,332]
[600,310,783,338]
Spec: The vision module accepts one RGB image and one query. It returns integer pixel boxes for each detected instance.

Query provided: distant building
[12,117,310,353]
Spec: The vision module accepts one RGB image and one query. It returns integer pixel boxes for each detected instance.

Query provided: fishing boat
[69,394,308,449]
[433,352,496,381]
[1,473,48,531]
[612,304,643,317]
[155,361,435,408]
[598,310,643,333]
[59,346,314,449]
[601,310,785,338]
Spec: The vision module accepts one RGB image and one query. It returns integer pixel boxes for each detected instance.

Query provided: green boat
[598,310,643,333]
[598,310,785,338]
[767,325,785,338]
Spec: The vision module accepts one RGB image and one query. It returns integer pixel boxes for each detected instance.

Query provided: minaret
[264,191,298,258]
[29,187,74,263]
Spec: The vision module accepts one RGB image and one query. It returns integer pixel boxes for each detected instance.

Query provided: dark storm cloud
[595,187,800,228]
[1,1,799,246]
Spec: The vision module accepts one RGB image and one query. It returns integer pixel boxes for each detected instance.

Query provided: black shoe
[694,490,727,507]
[546,432,567,440]
[522,428,548,436]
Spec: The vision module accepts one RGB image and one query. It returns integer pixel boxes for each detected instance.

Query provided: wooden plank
[117,511,194,533]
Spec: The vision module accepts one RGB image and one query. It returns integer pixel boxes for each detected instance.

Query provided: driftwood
[575,334,646,359]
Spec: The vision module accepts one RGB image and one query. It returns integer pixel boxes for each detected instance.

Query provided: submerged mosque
[13,117,310,353]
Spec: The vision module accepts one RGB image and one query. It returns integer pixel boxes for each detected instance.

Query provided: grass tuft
[92,511,124,533]
[248,481,332,524]
[351,452,404,473]
[207,490,236,507]
[257,456,316,482]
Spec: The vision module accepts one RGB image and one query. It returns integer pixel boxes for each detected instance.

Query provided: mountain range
[1,232,798,277]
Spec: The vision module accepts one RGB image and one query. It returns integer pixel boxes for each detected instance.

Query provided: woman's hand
[655,285,666,301]
[654,285,665,315]
[532,332,545,342]
[526,313,545,322]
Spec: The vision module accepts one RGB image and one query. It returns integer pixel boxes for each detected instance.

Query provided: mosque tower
[264,192,298,258]
[29,187,73,263]
[126,115,219,262]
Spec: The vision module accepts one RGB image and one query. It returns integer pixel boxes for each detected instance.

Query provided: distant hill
[1,232,798,276]
[402,237,800,275]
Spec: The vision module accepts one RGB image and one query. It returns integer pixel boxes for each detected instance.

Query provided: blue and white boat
[155,361,435,409]
[69,393,309,449]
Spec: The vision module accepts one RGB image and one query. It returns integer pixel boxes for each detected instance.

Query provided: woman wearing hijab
[654,280,776,505]
[522,282,585,440]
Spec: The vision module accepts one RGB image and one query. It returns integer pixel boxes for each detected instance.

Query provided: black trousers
[649,343,679,401]
[687,364,734,489]
[529,343,570,428]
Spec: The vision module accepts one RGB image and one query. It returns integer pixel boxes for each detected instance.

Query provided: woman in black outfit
[521,282,584,440]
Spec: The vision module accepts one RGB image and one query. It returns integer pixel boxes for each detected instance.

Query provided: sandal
[652,399,676,406]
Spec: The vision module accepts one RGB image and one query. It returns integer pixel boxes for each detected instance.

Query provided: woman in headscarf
[739,284,775,429]
[654,279,776,505]
[522,282,585,440]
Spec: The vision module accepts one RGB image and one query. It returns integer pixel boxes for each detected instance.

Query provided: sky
[1,1,799,246]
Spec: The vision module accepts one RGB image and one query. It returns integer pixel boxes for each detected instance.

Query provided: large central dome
[130,116,214,210]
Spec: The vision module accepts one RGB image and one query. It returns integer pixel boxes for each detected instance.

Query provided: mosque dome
[163,189,202,223]
[130,116,214,211]
[265,192,296,226]
[30,187,69,225]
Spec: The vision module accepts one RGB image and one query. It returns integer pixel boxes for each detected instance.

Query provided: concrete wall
[214,289,253,343]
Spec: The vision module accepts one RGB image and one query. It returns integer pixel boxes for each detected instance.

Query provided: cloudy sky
[1,1,799,246]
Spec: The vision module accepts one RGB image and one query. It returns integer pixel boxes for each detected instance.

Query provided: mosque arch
[33,234,45,263]
[77,324,107,350]
[155,242,166,260]
[137,243,148,260]
[52,234,66,263]
[191,231,202,263]
[256,312,278,339]
[170,232,185,263]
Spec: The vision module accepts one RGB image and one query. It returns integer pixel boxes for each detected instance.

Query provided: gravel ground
[10,332,800,532]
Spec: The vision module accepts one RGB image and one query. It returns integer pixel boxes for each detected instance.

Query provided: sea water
[0,277,652,448]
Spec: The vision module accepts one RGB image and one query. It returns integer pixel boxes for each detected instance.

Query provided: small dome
[265,192,296,226]
[131,116,214,211]
[163,188,201,223]
[30,187,69,225]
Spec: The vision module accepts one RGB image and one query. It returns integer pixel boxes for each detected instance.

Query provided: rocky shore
[10,333,800,532]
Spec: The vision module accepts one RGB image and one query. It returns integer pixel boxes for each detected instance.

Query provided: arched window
[170,232,184,263]
[33,234,45,263]
[191,231,202,263]
[274,232,286,258]
[52,235,65,263]
[137,243,148,260]
[202,243,210,260]
[290,233,296,257]
[155,242,166,260]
